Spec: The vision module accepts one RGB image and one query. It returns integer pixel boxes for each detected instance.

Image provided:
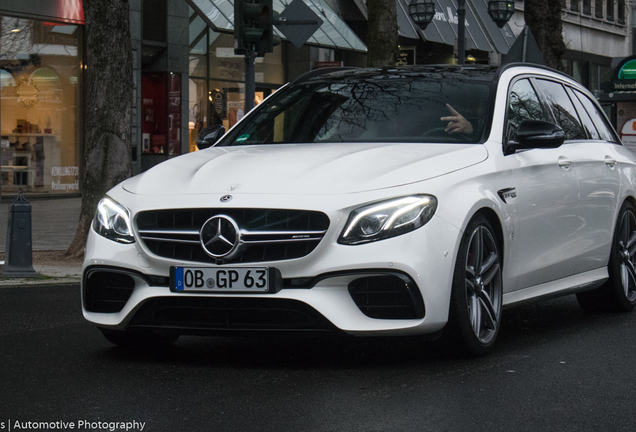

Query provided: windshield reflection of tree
[237,72,489,145]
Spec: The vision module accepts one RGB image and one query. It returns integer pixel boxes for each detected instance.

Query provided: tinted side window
[507,79,546,142]
[573,89,618,143]
[566,87,600,140]
[534,79,587,140]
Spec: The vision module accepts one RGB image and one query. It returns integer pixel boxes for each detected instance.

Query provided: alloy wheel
[465,225,502,344]
[618,209,636,302]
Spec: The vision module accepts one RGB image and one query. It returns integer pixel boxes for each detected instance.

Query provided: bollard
[1,189,39,277]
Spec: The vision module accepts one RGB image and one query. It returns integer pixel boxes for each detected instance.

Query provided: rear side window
[573,89,618,143]
[506,79,546,142]
[534,79,587,140]
[566,87,600,140]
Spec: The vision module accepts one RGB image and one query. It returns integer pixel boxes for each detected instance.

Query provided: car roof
[292,64,500,85]
[292,63,572,87]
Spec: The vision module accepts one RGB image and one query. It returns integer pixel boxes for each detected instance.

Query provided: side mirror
[505,120,565,155]
[196,125,226,150]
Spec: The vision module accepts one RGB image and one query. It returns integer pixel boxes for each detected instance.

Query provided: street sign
[276,0,323,48]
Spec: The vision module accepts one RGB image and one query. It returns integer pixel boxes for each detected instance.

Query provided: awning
[396,0,516,55]
[189,0,368,52]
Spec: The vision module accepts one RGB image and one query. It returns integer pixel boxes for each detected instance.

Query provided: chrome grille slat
[136,208,330,264]
[140,237,201,245]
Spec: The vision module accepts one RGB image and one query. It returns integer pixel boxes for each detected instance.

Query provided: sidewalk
[0,196,83,286]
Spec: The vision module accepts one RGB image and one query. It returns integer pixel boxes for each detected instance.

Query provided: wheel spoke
[622,264,630,297]
[627,231,636,257]
[470,294,481,335]
[623,212,631,241]
[481,253,500,285]
[466,278,476,294]
[478,291,498,330]
[623,259,636,297]
[475,228,483,271]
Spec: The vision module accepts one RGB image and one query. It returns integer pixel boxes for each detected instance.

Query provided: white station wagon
[83,64,636,355]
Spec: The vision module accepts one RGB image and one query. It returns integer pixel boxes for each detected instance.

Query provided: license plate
[171,266,269,293]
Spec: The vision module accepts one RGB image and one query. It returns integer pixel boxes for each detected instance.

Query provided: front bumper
[82,214,461,337]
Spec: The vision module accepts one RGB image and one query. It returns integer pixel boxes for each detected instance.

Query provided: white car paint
[82,65,636,345]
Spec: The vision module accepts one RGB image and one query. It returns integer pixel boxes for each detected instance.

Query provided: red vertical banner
[58,0,85,24]
[168,73,182,156]
[141,72,182,156]
[141,73,167,154]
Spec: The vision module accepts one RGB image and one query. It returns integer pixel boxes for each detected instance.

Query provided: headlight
[93,197,135,244]
[338,195,437,245]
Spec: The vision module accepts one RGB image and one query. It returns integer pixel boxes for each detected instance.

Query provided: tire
[446,214,503,356]
[98,328,179,348]
[577,201,636,312]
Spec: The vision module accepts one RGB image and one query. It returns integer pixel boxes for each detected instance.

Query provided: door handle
[558,156,572,170]
[605,156,617,168]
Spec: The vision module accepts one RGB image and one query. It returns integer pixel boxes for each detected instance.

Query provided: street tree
[65,0,133,258]
[366,0,400,67]
[524,0,566,70]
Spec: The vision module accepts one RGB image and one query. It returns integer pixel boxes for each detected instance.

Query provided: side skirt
[502,268,608,308]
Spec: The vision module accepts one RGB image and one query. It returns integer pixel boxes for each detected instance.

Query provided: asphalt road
[1,284,635,432]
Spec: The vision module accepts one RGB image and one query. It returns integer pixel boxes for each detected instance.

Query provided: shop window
[0,17,81,195]
[141,72,181,156]
[188,77,208,152]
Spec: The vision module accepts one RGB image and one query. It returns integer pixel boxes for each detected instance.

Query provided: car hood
[122,143,488,195]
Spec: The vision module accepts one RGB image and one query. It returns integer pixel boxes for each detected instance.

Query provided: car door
[565,87,621,273]
[504,77,581,291]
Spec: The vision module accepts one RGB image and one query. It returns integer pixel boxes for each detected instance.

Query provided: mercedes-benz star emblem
[200,215,240,258]
[220,195,233,203]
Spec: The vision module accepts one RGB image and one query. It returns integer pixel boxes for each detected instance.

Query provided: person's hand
[441,104,473,134]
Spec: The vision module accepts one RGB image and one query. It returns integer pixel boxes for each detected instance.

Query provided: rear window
[219,71,493,146]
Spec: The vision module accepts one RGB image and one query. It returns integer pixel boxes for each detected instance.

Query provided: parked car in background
[83,64,636,355]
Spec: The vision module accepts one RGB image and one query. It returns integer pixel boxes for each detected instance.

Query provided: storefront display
[0,16,81,195]
[141,72,182,156]
[188,19,284,151]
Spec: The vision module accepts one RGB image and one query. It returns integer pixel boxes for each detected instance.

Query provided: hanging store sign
[0,0,84,24]
[611,56,636,92]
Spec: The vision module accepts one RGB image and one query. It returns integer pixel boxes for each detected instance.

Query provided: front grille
[348,275,425,320]
[128,297,336,333]
[136,208,330,264]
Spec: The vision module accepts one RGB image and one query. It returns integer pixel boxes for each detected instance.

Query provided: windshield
[219,69,494,146]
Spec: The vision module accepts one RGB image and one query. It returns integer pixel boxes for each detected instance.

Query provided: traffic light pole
[245,50,256,112]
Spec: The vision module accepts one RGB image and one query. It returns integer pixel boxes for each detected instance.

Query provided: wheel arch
[623,195,636,212]
[473,207,505,267]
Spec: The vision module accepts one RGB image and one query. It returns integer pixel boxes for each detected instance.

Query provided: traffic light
[234,0,281,55]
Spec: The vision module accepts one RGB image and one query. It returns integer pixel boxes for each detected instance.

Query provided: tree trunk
[524,0,567,71]
[366,0,399,67]
[65,0,133,258]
